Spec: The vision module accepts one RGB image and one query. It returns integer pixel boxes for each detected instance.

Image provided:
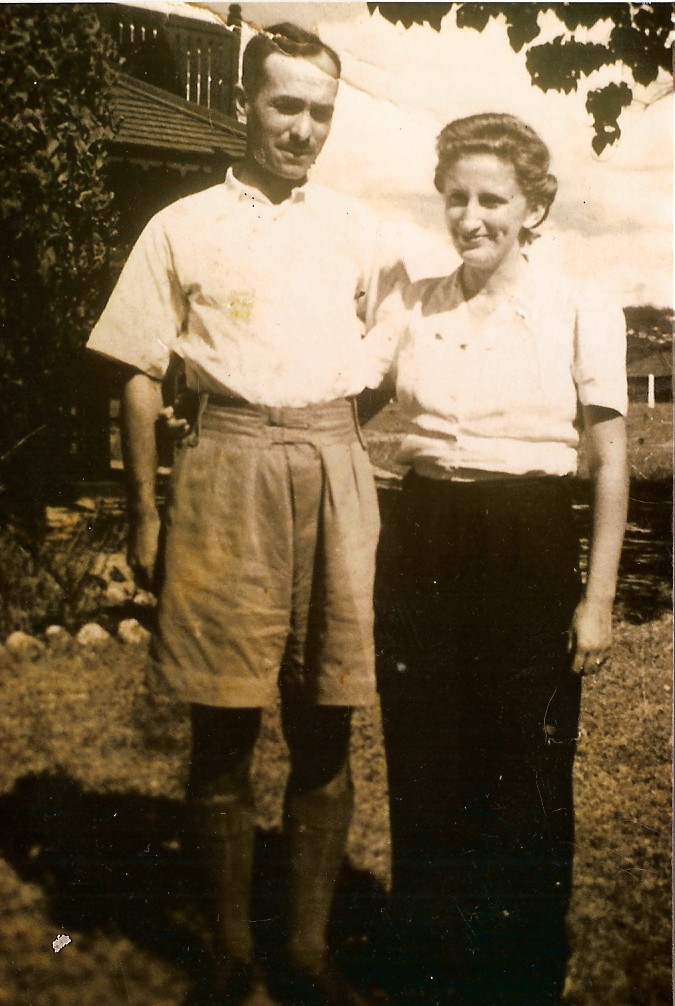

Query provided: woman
[373,114,628,1006]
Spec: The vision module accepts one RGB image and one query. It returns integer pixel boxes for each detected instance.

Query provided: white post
[647,373,655,409]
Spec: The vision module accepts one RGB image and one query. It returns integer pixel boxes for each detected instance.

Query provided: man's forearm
[121,369,163,512]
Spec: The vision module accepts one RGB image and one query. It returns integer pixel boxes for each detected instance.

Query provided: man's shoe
[188,958,275,1006]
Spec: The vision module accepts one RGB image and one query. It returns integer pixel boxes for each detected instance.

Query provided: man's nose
[289,110,312,143]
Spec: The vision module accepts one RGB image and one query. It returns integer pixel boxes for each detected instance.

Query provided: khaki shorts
[151,399,380,708]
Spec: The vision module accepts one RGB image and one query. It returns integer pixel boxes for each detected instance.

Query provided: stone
[76,622,112,648]
[103,584,132,607]
[44,625,71,649]
[5,631,45,661]
[117,618,151,646]
[132,589,156,609]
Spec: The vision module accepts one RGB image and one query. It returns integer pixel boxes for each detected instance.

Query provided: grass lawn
[0,611,670,1005]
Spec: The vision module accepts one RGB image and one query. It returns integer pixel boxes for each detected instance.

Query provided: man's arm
[356,376,396,426]
[121,368,164,589]
[358,249,409,426]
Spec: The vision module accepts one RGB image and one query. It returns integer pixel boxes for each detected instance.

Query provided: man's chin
[278,166,310,181]
[274,159,314,180]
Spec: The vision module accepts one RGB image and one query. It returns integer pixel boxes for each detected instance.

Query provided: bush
[0,4,118,505]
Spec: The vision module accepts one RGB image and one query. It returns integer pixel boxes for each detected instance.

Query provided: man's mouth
[279,147,312,160]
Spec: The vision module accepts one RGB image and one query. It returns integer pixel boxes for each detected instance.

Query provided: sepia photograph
[0,3,672,1005]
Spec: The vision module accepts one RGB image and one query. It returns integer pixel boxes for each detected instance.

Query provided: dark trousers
[378,473,582,1005]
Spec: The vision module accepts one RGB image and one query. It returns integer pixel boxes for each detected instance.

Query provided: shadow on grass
[0,771,393,1001]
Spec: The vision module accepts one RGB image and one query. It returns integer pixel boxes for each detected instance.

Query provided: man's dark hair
[241,22,341,96]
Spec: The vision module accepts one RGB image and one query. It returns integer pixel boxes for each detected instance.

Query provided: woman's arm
[569,404,628,675]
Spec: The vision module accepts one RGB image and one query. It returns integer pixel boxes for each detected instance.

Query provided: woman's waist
[398,428,578,480]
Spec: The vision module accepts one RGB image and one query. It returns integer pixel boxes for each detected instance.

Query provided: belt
[206,394,352,427]
[200,393,367,447]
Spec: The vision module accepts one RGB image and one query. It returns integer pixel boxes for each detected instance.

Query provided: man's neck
[233,159,306,205]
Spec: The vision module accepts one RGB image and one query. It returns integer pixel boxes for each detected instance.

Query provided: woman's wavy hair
[434,113,558,244]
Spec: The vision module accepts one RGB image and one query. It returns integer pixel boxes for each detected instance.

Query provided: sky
[198,1,672,306]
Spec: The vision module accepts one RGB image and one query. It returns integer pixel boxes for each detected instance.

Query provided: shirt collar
[453,254,534,322]
[223,166,309,207]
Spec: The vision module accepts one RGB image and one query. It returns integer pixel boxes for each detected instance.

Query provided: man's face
[243,50,339,182]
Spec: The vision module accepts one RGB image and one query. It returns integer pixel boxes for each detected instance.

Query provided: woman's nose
[458,200,481,231]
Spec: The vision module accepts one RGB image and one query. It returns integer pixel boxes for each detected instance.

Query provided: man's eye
[312,107,334,124]
[273,100,304,114]
[445,195,467,208]
[480,196,506,208]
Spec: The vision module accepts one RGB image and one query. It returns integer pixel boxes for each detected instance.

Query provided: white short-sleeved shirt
[370,257,627,478]
[87,169,402,408]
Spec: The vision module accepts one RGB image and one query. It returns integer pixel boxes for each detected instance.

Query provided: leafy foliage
[624,305,674,363]
[367,3,673,152]
[0,4,118,499]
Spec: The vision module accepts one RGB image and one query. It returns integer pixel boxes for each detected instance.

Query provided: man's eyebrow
[271,95,335,113]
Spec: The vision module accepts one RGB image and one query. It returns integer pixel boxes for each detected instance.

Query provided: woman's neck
[460,246,526,301]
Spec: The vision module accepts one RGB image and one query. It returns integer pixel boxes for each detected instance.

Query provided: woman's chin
[459,248,494,270]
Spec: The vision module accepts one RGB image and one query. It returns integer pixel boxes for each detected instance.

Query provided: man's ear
[234,83,248,122]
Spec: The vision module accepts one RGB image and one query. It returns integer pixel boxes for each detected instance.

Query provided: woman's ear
[524,202,547,231]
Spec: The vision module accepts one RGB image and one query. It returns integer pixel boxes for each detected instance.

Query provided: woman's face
[441,152,542,275]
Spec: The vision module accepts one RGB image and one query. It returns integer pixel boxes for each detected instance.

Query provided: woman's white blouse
[368,259,627,479]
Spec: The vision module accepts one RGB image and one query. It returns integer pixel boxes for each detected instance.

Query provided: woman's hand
[568,595,613,675]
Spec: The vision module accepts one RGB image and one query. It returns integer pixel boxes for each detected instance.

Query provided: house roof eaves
[109,73,246,158]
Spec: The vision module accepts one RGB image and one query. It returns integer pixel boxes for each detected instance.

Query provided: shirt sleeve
[352,206,409,330]
[86,212,187,379]
[573,286,628,415]
[361,282,409,389]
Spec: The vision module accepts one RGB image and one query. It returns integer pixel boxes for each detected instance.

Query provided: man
[88,23,398,1006]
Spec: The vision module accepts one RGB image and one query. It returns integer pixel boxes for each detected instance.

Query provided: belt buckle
[267,407,309,430]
